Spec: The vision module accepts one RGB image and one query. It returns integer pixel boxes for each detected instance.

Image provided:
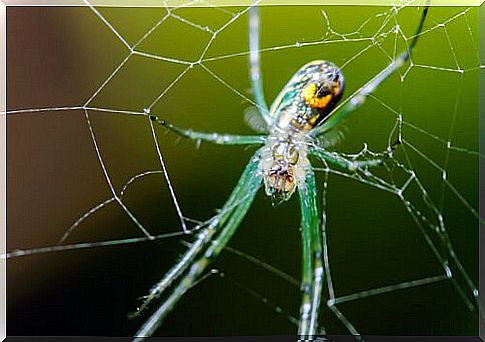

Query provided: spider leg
[311,6,429,137]
[131,151,263,318]
[129,224,217,319]
[150,115,265,146]
[249,6,272,126]
[133,151,263,340]
[310,146,384,172]
[297,165,324,339]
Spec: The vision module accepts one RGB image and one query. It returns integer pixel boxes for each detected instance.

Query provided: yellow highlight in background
[1,0,484,6]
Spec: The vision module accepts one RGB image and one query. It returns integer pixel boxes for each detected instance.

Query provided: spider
[132,5,430,340]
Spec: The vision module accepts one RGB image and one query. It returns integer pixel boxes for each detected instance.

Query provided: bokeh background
[6,3,480,337]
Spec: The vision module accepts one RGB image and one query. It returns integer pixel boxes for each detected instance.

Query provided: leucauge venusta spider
[132,5,430,340]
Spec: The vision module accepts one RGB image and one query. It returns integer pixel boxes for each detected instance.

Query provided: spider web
[5,1,483,337]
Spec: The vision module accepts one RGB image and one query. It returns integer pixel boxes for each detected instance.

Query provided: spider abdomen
[269,60,345,133]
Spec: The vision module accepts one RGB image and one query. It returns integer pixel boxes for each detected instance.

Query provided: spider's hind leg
[310,5,430,137]
[248,6,272,126]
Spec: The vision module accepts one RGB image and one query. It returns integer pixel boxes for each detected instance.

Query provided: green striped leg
[311,6,429,137]
[249,6,271,125]
[297,166,324,339]
[150,115,265,146]
[132,151,264,318]
[133,152,263,340]
[310,146,383,172]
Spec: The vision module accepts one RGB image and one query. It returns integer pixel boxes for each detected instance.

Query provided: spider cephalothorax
[261,137,308,203]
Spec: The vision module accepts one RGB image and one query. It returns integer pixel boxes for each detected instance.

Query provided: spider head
[263,163,297,205]
[261,139,303,204]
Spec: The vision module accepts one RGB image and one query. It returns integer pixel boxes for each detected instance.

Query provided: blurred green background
[7,3,480,337]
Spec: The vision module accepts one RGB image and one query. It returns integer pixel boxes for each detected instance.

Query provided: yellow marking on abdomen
[302,84,332,110]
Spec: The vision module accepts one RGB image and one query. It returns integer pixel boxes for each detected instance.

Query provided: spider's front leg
[297,166,324,339]
[149,114,266,146]
[133,151,263,340]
